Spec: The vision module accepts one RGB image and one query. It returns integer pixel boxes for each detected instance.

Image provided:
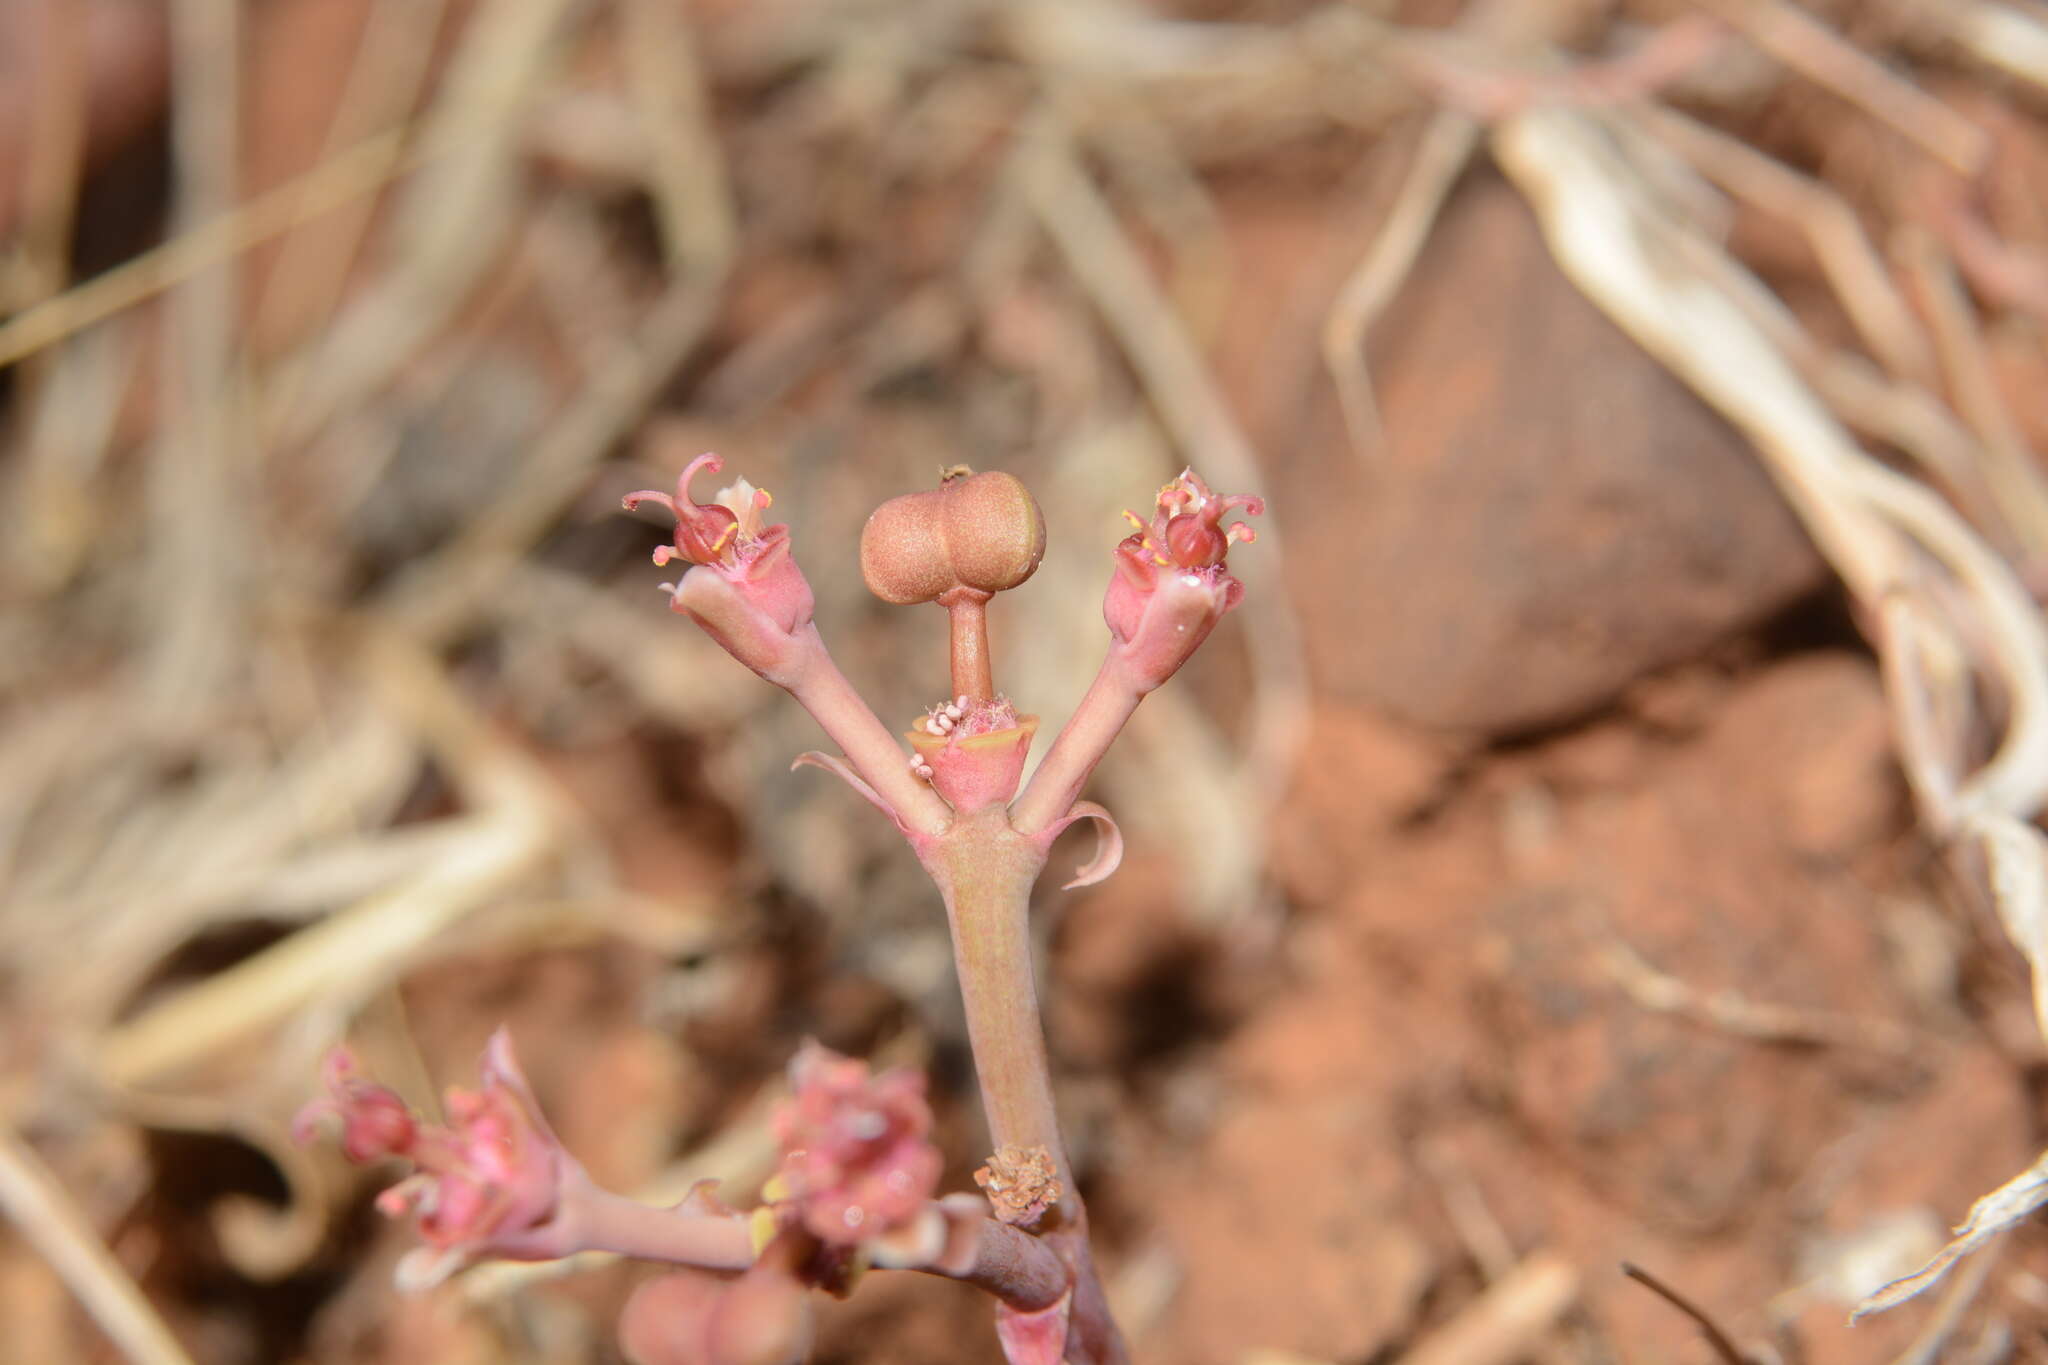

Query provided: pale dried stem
[1324,110,1482,463]
[620,0,736,276]
[1640,106,1938,388]
[1941,2,2048,96]
[147,0,245,721]
[8,320,138,591]
[1393,1254,1579,1365]
[1876,596,1966,826]
[1898,229,2048,556]
[1687,0,1989,174]
[1887,1235,2000,1365]
[93,633,562,1088]
[0,1124,196,1365]
[0,117,472,373]
[1020,119,1307,840]
[378,269,726,642]
[251,0,449,416]
[1596,927,1917,1055]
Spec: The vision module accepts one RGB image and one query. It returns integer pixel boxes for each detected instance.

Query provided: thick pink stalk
[1008,655,1142,838]
[913,807,1129,1364]
[565,1180,756,1269]
[921,809,1071,1199]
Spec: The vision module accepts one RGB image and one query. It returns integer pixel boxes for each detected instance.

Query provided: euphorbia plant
[299,457,1264,1364]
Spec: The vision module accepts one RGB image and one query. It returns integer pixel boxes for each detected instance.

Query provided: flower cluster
[294,1032,573,1286]
[770,1042,943,1247]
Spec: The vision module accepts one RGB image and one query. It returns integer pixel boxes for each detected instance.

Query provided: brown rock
[1313,173,1826,734]
[1707,652,1904,859]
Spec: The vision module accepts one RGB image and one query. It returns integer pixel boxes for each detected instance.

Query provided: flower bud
[859,469,1046,605]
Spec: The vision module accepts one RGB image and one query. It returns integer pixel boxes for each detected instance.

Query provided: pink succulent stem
[562,1181,756,1269]
[569,1178,1063,1314]
[1008,654,1143,838]
[947,1220,1069,1312]
[779,625,952,836]
[917,806,1129,1364]
[922,809,1070,1202]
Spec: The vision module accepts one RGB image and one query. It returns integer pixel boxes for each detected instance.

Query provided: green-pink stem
[567,1181,754,1268]
[571,1178,1066,1313]
[923,808,1072,1200]
[918,806,1130,1364]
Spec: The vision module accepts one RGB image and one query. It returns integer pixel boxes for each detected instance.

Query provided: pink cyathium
[1103,469,1264,693]
[624,452,816,681]
[773,1043,943,1247]
[310,459,1263,1365]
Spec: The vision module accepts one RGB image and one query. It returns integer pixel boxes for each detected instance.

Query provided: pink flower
[624,453,816,681]
[771,1043,942,1247]
[293,1049,417,1163]
[1102,469,1263,691]
[295,1030,575,1284]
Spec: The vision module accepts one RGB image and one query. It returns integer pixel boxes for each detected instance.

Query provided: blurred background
[7,0,2048,1361]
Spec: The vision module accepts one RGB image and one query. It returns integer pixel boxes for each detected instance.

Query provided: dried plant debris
[9,0,2048,1360]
